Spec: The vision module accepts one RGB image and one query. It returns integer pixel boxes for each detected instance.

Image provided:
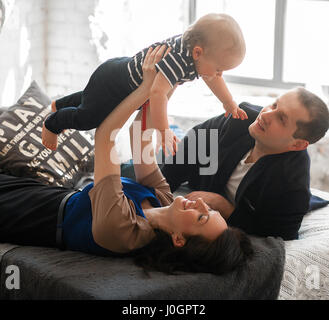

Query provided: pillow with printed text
[0,81,94,187]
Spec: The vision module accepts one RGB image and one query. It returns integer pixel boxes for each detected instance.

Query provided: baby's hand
[223,101,248,120]
[156,128,179,157]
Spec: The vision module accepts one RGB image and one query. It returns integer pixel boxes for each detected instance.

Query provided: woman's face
[168,196,228,242]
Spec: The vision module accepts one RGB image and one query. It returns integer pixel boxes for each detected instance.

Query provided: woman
[0,46,252,275]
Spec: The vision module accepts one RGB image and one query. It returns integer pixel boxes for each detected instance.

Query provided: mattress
[278,188,329,300]
[0,187,328,300]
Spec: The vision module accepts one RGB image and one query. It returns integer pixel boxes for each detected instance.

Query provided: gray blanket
[0,235,285,300]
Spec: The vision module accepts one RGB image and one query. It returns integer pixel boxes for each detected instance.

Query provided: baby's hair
[183,13,246,59]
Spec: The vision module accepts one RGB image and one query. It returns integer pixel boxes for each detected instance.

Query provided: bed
[173,185,329,300]
[0,186,328,300]
[278,188,329,300]
[0,81,329,300]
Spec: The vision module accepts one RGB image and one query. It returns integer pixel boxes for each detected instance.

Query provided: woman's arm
[149,72,172,130]
[94,45,167,185]
[149,73,179,156]
[167,84,178,100]
[129,106,159,183]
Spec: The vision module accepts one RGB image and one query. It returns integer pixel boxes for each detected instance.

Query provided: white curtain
[0,0,5,31]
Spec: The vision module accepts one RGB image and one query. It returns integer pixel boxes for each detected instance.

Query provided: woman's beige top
[88,167,174,253]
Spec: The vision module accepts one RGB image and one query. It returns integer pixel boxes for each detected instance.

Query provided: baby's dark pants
[45,57,133,134]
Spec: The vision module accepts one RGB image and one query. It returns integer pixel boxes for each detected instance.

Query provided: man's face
[248,90,310,154]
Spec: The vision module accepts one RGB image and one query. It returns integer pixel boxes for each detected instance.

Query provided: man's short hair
[293,87,329,144]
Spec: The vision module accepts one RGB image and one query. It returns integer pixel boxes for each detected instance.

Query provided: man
[161,87,329,240]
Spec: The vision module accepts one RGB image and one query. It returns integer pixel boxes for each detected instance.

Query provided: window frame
[190,0,307,89]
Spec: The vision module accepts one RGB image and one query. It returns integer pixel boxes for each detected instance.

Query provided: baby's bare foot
[42,122,58,150]
[51,101,56,112]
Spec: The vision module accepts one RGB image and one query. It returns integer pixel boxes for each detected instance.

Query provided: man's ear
[291,139,309,151]
[171,233,186,248]
[192,46,203,60]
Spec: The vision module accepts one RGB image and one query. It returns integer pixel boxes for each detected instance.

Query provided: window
[194,0,329,89]
[90,0,189,61]
[283,0,329,85]
[89,0,329,116]
[196,0,276,80]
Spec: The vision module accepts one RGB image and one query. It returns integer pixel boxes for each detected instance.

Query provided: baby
[42,13,247,155]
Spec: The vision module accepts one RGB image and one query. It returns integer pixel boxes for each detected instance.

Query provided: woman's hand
[185,191,235,220]
[156,128,179,157]
[141,45,170,90]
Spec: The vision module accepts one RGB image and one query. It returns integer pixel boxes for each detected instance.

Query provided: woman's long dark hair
[132,227,253,276]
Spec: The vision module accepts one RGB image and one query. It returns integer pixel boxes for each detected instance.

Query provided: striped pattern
[279,189,329,300]
[127,34,198,90]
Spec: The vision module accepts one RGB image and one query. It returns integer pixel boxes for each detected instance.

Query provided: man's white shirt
[225,149,254,205]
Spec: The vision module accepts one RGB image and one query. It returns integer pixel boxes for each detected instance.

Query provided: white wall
[0,0,46,106]
[0,0,100,105]
[46,0,99,98]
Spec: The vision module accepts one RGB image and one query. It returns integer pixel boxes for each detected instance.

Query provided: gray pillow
[0,81,94,188]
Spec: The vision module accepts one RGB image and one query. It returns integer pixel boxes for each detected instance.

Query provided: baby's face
[194,47,244,81]
[194,56,223,81]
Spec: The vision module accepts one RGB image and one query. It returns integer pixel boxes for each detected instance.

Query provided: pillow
[0,81,94,188]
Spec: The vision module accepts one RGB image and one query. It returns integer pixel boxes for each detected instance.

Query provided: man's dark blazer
[161,102,312,240]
